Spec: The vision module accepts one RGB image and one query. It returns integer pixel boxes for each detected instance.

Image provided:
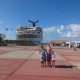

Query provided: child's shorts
[41,55,46,62]
[52,60,56,62]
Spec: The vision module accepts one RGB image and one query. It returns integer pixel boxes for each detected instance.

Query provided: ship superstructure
[16,20,43,45]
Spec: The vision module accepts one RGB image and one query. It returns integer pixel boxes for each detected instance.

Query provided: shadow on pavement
[55,65,76,69]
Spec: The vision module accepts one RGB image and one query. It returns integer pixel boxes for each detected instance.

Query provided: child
[39,45,47,67]
[51,52,56,68]
[46,44,52,67]
[47,52,52,67]
[73,44,77,51]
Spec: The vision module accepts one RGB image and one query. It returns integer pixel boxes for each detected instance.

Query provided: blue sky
[0,0,80,42]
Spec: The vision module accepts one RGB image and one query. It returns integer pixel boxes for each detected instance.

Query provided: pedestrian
[46,44,52,67]
[39,45,47,67]
[73,44,77,51]
[51,52,56,68]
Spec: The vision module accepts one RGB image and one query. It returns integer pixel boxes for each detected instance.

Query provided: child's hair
[40,45,44,48]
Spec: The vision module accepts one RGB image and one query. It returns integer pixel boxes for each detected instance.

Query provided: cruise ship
[16,20,43,45]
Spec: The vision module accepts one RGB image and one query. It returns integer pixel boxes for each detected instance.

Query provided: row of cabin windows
[17,35,41,38]
[18,31,41,34]
[17,28,42,31]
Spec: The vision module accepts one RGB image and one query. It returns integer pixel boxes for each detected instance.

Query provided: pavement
[0,46,80,80]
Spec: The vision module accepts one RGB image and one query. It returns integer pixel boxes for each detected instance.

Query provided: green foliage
[5,40,34,46]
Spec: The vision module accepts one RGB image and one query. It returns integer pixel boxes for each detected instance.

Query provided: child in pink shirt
[46,44,52,67]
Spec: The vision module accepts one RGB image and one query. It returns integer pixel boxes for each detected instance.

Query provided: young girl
[51,52,56,68]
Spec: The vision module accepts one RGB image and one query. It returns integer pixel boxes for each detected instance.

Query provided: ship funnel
[28,20,39,27]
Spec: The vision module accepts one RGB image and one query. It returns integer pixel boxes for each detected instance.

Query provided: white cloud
[63,24,80,37]
[62,32,78,37]
[42,24,80,42]
[43,25,65,34]
[56,25,64,34]
[68,24,80,32]
[43,26,56,33]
